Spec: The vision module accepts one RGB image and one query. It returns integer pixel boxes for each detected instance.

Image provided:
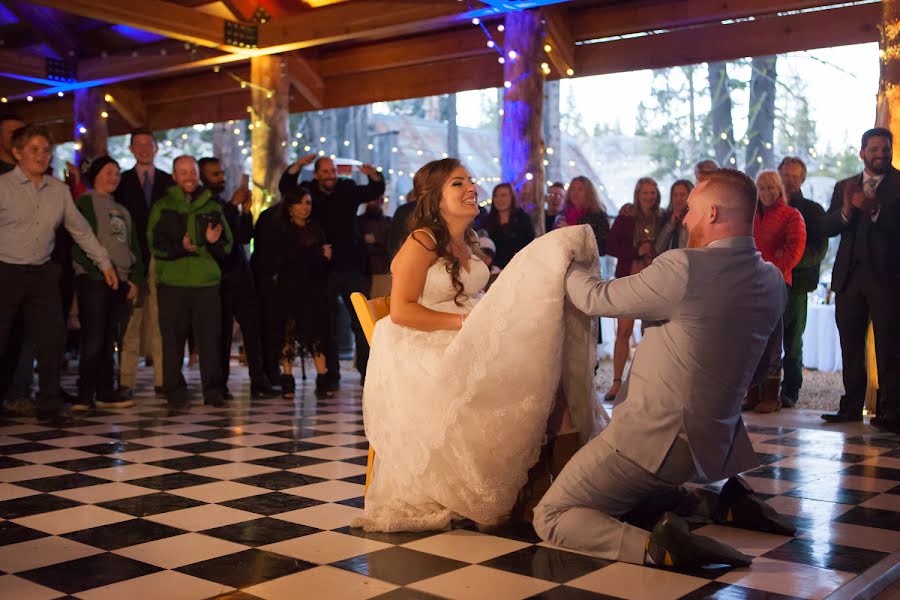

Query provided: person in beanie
[148,156,232,409]
[71,156,143,410]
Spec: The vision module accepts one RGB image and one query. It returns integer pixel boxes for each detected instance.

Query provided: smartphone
[240,173,250,189]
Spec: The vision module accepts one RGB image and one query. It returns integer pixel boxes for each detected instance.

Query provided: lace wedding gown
[353,225,610,532]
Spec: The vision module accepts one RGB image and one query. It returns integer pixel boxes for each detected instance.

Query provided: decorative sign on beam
[46,58,78,83]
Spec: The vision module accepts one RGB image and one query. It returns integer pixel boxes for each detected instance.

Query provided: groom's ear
[708,204,720,223]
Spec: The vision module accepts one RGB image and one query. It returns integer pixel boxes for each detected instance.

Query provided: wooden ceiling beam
[27,0,245,52]
[0,50,55,86]
[571,0,863,41]
[543,6,574,76]
[321,53,503,109]
[316,26,495,77]
[257,1,472,53]
[3,1,79,60]
[104,85,148,128]
[574,1,879,76]
[285,53,325,109]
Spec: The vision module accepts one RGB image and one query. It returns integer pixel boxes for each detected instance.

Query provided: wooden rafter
[570,0,862,41]
[285,53,325,109]
[3,1,79,60]
[542,6,574,76]
[257,1,472,53]
[104,85,147,128]
[0,50,55,85]
[27,0,243,52]
[574,1,879,75]
[316,26,494,77]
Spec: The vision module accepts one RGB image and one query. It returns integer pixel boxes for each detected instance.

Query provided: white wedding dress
[353,225,609,532]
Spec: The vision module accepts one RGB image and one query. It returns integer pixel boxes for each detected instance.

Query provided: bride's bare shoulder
[409,228,438,251]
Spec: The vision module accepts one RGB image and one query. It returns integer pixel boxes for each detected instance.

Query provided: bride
[352,158,609,532]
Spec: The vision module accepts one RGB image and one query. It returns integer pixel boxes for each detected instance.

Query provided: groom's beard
[687,223,706,248]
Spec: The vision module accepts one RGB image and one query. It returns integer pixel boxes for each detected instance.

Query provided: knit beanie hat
[83,155,119,188]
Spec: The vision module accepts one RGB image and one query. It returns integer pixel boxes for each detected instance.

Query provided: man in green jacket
[148,155,232,408]
[779,157,828,407]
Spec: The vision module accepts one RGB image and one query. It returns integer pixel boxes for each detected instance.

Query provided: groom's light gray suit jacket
[566,236,786,482]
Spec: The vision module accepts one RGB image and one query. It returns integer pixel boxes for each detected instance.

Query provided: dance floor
[1,364,899,599]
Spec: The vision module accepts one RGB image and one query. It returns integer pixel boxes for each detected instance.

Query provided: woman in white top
[354,158,608,532]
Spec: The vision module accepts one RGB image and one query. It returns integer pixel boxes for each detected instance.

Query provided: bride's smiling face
[439,167,479,222]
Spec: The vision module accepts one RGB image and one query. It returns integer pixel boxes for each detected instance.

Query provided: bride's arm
[390,231,465,331]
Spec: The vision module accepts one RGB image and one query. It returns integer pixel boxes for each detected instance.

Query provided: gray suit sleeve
[564,250,689,321]
[63,191,112,271]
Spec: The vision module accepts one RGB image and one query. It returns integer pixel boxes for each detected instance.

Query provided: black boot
[315,374,333,399]
[280,373,296,399]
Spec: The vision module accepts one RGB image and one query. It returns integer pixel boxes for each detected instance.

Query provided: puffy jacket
[147,186,233,288]
[753,198,806,286]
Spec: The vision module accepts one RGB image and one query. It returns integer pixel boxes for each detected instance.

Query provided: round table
[802,303,842,372]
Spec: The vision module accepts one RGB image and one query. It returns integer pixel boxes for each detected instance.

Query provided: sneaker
[96,398,135,409]
[71,402,93,412]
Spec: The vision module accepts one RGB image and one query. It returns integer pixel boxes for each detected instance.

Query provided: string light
[544,44,552,53]
[566,68,574,76]
[367,143,374,150]
[100,111,109,118]
[78,126,87,134]
[0,98,7,103]
[26,96,33,102]
[57,92,64,97]
[497,24,504,32]
[508,50,517,60]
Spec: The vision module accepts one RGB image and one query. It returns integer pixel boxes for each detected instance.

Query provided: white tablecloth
[802,303,842,372]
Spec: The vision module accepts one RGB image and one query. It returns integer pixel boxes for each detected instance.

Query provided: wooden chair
[349,292,390,495]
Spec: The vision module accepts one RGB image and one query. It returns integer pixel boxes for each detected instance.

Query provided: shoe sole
[95,402,135,409]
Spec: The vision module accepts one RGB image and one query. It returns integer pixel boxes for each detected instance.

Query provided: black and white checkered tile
[1,363,898,599]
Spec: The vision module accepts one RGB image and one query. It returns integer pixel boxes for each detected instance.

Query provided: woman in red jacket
[604,177,663,401]
[747,169,806,413]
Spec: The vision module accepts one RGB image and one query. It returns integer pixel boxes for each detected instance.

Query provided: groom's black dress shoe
[648,512,752,569]
[821,411,863,423]
[716,476,796,536]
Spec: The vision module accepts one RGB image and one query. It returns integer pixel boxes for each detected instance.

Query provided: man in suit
[821,128,900,430]
[114,129,174,399]
[778,157,828,408]
[533,169,793,570]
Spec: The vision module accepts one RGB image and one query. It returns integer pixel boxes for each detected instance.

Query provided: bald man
[533,169,794,571]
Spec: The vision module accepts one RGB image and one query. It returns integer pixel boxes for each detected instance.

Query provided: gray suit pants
[533,433,698,564]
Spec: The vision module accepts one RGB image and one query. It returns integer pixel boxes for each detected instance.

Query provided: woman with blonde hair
[744,169,806,414]
[604,176,663,400]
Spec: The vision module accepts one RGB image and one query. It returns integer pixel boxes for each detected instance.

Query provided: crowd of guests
[0,116,896,433]
[0,120,386,423]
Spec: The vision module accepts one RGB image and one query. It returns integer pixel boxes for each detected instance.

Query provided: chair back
[349,292,390,496]
[350,292,390,345]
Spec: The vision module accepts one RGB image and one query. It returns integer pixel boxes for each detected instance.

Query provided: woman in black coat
[482,183,535,269]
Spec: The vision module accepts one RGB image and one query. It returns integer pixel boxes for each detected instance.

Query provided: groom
[534,169,794,569]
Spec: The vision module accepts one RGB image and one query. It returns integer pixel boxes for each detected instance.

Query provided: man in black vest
[778,157,827,408]
[198,157,277,399]
[114,129,173,399]
[280,154,385,387]
[821,128,900,430]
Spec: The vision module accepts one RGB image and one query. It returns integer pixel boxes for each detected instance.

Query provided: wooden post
[250,55,290,211]
[501,10,544,234]
[877,0,900,165]
[73,88,109,167]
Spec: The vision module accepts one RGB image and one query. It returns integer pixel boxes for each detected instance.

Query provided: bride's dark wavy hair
[410,158,481,306]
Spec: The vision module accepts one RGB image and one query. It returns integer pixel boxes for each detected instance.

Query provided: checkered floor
[1,362,899,600]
